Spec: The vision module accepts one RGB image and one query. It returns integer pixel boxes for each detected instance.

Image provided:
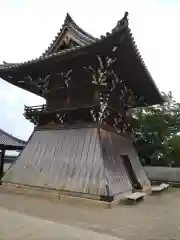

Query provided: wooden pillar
[0,149,5,184]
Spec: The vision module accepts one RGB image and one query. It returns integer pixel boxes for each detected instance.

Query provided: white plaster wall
[145,166,180,182]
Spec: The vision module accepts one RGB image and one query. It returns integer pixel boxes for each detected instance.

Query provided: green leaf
[133,91,180,166]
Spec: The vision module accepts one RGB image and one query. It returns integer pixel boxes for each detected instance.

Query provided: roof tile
[0,129,26,148]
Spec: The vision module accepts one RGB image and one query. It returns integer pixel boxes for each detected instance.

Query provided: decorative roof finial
[112,11,129,32]
[124,12,129,20]
[120,11,129,26]
[65,12,73,24]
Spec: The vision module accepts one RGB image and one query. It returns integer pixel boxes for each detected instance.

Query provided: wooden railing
[24,105,47,113]
[24,103,99,115]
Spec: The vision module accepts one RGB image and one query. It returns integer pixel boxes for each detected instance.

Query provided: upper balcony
[24,103,100,126]
[24,103,135,132]
[24,103,99,115]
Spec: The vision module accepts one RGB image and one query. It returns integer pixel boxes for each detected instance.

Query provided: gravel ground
[0,183,179,240]
[0,207,121,240]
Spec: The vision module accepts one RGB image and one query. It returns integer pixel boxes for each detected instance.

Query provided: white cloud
[0,0,179,139]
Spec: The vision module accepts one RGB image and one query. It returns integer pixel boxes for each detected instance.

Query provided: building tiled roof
[0,12,127,69]
[0,13,97,69]
[0,12,164,105]
[0,128,26,148]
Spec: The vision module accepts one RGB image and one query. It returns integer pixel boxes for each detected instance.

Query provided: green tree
[133,92,180,166]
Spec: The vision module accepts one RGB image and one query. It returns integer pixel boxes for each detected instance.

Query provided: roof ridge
[65,13,97,41]
[0,128,26,145]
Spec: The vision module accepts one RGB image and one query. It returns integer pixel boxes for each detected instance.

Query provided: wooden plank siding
[3,128,106,196]
[100,129,133,195]
[2,126,150,199]
[100,129,151,193]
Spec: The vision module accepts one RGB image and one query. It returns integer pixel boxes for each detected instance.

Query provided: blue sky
[0,0,179,140]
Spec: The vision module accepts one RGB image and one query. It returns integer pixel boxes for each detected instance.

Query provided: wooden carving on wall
[17,68,74,97]
[18,74,51,96]
[84,53,135,134]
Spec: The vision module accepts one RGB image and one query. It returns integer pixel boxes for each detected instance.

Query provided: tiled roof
[0,13,98,69]
[0,12,128,70]
[0,128,26,148]
[0,12,164,105]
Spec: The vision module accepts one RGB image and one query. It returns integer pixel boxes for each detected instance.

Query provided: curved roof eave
[41,13,98,57]
[0,13,129,70]
[0,12,164,105]
[1,13,98,67]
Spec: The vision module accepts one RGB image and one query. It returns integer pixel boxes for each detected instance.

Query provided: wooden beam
[0,149,5,184]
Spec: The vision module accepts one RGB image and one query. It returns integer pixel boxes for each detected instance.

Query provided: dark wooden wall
[46,85,99,109]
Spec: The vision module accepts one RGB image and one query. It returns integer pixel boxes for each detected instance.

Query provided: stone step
[151,186,164,192]
[160,183,170,189]
[152,183,170,192]
[124,192,146,202]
